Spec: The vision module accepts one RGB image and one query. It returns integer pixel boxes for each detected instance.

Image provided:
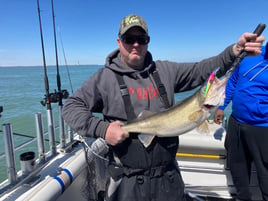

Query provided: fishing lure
[204,67,220,98]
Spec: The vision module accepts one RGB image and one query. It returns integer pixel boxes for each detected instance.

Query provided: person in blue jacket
[214,42,268,201]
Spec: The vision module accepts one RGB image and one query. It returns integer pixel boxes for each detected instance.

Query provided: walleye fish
[121,68,228,147]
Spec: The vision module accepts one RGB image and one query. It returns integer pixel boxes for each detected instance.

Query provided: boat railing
[0,111,77,195]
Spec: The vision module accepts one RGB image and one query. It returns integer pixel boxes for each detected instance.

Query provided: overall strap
[150,62,171,108]
[113,62,170,122]
[114,73,136,122]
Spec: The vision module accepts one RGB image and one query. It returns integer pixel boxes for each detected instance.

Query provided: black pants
[226,116,268,201]
[105,167,185,201]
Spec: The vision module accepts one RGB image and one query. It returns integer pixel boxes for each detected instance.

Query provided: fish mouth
[203,104,215,109]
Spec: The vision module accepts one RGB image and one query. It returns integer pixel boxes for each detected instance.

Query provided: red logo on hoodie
[128,83,160,100]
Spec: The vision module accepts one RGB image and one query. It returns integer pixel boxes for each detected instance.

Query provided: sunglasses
[120,35,150,45]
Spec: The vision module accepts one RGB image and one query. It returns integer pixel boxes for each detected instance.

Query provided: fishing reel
[40,89,69,106]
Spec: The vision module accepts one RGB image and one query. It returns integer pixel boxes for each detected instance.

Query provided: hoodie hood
[105,49,154,74]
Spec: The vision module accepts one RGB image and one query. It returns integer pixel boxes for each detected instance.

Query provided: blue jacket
[219,43,268,126]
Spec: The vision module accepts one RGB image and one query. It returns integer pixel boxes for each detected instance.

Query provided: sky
[0,0,267,67]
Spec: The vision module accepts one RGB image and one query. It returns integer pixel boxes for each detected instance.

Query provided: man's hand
[105,121,129,146]
[233,33,265,56]
[214,108,225,125]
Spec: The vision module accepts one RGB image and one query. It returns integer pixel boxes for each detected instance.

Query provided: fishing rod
[37,0,57,155]
[50,0,69,148]
[51,0,69,106]
[227,23,266,75]
[40,1,69,107]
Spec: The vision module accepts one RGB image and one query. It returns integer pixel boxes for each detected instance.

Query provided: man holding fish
[62,14,264,201]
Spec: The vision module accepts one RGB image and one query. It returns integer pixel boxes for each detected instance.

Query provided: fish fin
[127,110,155,124]
[137,110,155,119]
[214,76,220,84]
[196,121,210,134]
[138,134,155,148]
[188,110,203,121]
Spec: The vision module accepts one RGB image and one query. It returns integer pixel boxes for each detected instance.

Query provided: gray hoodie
[62,45,236,139]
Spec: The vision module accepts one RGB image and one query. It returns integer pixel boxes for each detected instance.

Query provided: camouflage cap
[119,14,148,36]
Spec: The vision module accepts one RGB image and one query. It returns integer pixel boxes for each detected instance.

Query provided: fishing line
[58,27,74,94]
[78,136,109,162]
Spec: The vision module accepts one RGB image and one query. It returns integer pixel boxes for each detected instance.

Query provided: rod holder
[35,112,46,163]
[68,125,74,143]
[20,151,36,176]
[59,106,66,148]
[3,123,17,184]
[47,109,57,155]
